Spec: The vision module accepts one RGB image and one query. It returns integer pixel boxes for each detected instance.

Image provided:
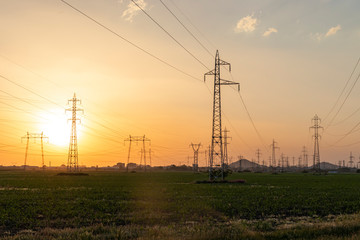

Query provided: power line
[237,92,269,153]
[59,0,202,82]
[158,0,214,57]
[130,0,210,70]
[167,0,217,51]
[0,74,64,108]
[324,57,360,129]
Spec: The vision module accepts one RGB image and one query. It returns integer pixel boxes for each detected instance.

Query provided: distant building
[127,162,137,169]
[114,162,125,169]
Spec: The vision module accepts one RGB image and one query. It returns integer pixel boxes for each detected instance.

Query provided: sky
[0,0,360,167]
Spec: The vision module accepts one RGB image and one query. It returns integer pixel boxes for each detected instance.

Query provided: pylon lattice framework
[190,143,201,172]
[204,50,239,181]
[66,93,83,172]
[124,135,151,172]
[310,114,323,172]
[22,132,48,170]
[270,139,279,169]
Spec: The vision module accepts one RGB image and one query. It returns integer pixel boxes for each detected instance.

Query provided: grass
[1,171,360,239]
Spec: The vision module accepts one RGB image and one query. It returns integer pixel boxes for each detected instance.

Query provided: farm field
[1,171,360,239]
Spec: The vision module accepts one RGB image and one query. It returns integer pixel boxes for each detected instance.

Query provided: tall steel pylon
[310,114,323,172]
[302,146,308,168]
[66,93,83,172]
[124,135,151,172]
[190,143,201,172]
[255,148,261,170]
[223,127,231,167]
[270,139,279,169]
[204,50,239,181]
[349,152,354,168]
[21,132,48,170]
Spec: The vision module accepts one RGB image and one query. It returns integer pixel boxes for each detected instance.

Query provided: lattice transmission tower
[204,50,239,181]
[22,132,48,170]
[255,148,261,171]
[302,146,308,168]
[66,93,83,172]
[349,152,354,168]
[190,143,201,172]
[270,139,279,169]
[223,127,231,167]
[310,114,323,172]
[124,135,151,172]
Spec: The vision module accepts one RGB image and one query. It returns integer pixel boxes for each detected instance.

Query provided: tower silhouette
[190,143,201,172]
[204,50,239,180]
[66,93,83,172]
[310,114,323,172]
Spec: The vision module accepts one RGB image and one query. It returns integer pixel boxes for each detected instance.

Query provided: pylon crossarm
[219,60,231,71]
[204,69,215,81]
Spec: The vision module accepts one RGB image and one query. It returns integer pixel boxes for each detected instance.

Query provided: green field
[1,171,360,239]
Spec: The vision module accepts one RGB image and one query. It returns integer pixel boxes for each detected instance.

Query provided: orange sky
[1,0,360,167]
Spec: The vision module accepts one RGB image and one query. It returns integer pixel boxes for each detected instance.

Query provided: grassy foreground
[1,171,360,239]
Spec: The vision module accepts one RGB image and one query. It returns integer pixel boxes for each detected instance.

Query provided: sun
[38,109,71,147]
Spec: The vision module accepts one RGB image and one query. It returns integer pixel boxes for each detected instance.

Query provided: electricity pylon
[270,139,279,169]
[66,93,83,172]
[310,114,323,172]
[204,50,239,181]
[223,127,231,167]
[302,146,308,168]
[124,135,151,172]
[349,152,354,168]
[190,143,201,172]
[21,132,48,170]
[280,153,285,172]
[255,148,261,170]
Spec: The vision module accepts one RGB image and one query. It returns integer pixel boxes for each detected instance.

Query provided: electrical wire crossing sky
[0,0,359,167]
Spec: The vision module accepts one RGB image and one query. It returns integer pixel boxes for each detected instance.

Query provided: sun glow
[38,109,71,147]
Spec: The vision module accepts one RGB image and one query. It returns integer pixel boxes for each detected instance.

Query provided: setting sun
[38,109,70,147]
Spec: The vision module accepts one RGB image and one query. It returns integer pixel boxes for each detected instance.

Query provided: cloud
[122,0,147,22]
[312,24,341,41]
[263,27,278,37]
[325,24,341,37]
[235,15,258,33]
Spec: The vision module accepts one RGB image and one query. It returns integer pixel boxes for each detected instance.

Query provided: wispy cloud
[263,27,278,37]
[313,24,341,41]
[325,24,341,37]
[122,0,147,22]
[234,15,258,33]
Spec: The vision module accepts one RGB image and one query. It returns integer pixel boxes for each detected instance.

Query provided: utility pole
[223,128,231,168]
[21,132,48,170]
[270,139,279,170]
[310,114,323,172]
[204,50,239,181]
[124,135,151,172]
[357,156,360,169]
[66,93,83,172]
[190,143,201,172]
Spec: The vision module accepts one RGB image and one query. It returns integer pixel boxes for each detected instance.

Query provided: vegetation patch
[1,171,360,239]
